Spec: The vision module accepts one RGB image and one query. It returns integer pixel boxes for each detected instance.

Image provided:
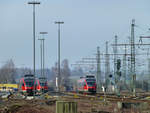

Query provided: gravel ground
[0,96,149,113]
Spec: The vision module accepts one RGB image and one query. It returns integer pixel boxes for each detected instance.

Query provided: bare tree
[17,67,32,77]
[61,59,71,88]
[71,66,84,76]
[0,59,16,83]
[51,62,58,86]
[50,60,71,89]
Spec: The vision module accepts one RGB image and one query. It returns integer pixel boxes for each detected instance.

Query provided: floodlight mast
[28,1,40,97]
[38,38,44,77]
[39,32,48,77]
[28,1,40,75]
[55,21,64,92]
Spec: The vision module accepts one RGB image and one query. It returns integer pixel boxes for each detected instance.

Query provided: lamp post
[28,1,40,75]
[55,21,64,92]
[39,32,48,77]
[38,38,43,77]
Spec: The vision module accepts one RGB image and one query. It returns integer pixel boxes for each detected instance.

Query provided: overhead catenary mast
[105,41,110,89]
[113,36,118,84]
[130,19,136,95]
[96,46,101,92]
[123,44,127,84]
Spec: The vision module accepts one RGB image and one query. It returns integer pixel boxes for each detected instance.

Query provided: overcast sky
[0,0,150,69]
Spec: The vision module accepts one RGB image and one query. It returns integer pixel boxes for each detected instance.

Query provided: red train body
[36,77,48,93]
[19,74,36,96]
[77,75,96,93]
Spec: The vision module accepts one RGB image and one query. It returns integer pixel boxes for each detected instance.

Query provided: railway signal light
[117,59,121,70]
[109,74,113,78]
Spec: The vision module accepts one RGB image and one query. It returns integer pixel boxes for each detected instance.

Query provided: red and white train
[19,75,48,96]
[77,75,96,93]
[36,77,48,93]
[19,74,36,96]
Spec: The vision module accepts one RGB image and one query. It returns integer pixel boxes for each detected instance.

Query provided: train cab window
[25,82,34,87]
[87,82,95,86]
[40,82,47,86]
[22,83,24,86]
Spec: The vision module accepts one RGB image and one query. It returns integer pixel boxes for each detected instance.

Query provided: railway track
[1,91,150,113]
[58,91,150,104]
[1,90,150,104]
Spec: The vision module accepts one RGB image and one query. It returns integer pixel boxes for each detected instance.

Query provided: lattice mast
[96,46,101,91]
[105,41,110,88]
[114,36,118,83]
[123,44,127,84]
[130,19,136,95]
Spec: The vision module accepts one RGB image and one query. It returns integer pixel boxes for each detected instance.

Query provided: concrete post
[56,101,77,113]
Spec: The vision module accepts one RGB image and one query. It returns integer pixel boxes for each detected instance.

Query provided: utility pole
[123,44,127,84]
[127,57,131,85]
[39,32,48,77]
[96,46,101,92]
[113,35,119,94]
[130,19,136,96]
[38,38,43,77]
[28,1,40,97]
[55,21,64,92]
[105,41,110,90]
[113,36,118,84]
[28,1,40,75]
[43,39,45,76]
[38,38,45,77]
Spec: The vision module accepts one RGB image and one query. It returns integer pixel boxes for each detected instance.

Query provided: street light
[38,38,44,77]
[55,21,64,92]
[39,32,48,77]
[28,1,40,75]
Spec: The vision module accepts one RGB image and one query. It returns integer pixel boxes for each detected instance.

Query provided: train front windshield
[40,82,47,86]
[87,82,95,86]
[39,78,47,86]
[25,79,34,87]
[86,79,96,86]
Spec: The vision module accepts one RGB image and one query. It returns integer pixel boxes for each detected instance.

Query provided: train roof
[24,78,35,81]
[86,75,95,78]
[24,74,34,78]
[39,77,47,79]
[80,75,95,79]
[39,77,47,83]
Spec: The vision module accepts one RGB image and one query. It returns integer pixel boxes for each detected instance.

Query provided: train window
[25,82,34,87]
[86,79,96,82]
[40,82,47,86]
[87,82,95,86]
[24,79,35,87]
[22,83,24,86]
